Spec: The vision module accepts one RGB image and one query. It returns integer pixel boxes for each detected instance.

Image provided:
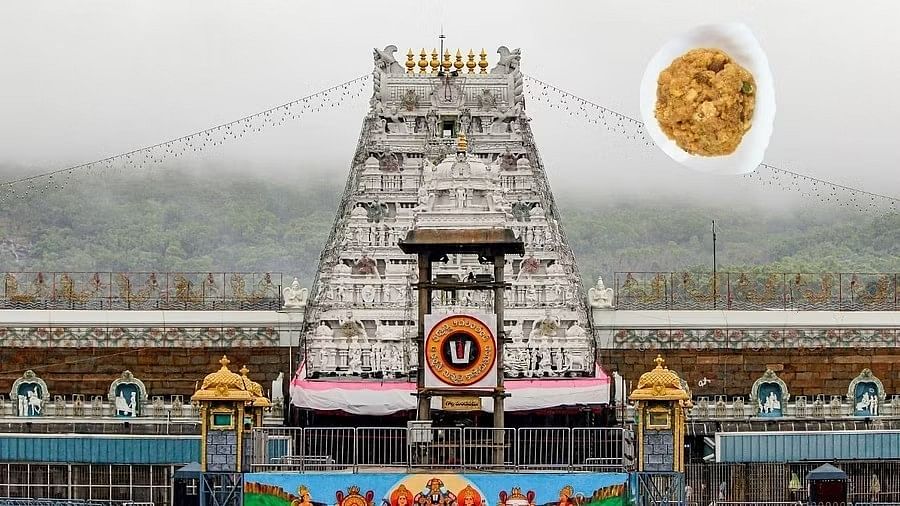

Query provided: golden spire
[418,48,428,75]
[478,48,489,74]
[442,49,452,72]
[654,354,666,369]
[429,48,439,74]
[454,49,464,71]
[457,132,468,153]
[406,48,416,74]
[466,49,476,74]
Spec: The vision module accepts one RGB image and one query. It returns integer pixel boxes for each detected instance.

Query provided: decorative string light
[524,75,898,213]
[0,74,372,204]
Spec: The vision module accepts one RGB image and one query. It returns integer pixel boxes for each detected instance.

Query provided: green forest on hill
[1,169,898,287]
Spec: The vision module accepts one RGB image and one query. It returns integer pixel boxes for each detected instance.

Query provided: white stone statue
[115,391,138,417]
[407,341,419,369]
[347,340,364,375]
[271,372,284,405]
[282,277,308,309]
[588,276,615,309]
[414,186,432,212]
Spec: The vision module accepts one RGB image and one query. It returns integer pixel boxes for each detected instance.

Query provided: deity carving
[379,148,400,171]
[531,310,560,339]
[499,147,518,171]
[366,198,389,222]
[401,89,418,111]
[458,108,472,134]
[347,340,364,375]
[477,89,497,110]
[339,311,369,343]
[355,255,379,277]
[425,109,439,137]
[511,198,531,222]
[282,277,308,309]
[588,276,615,309]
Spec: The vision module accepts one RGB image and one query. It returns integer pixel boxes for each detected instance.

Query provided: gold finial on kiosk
[442,49,452,72]
[457,133,468,153]
[629,355,690,473]
[454,49,464,72]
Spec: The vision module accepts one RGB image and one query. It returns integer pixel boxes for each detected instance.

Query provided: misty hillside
[1,169,898,287]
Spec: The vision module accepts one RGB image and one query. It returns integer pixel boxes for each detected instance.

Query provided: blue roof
[716,430,900,463]
[0,434,200,464]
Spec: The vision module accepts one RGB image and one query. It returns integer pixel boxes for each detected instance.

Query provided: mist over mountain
[2,166,896,288]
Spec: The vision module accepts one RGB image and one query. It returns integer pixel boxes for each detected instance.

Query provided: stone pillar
[629,355,690,473]
[416,253,432,422]
[493,254,506,466]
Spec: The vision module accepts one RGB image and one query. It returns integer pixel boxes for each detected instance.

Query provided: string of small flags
[524,75,898,213]
[0,74,372,204]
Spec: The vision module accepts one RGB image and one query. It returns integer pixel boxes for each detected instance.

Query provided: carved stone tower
[300,45,594,384]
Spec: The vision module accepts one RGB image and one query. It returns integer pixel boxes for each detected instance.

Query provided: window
[212,412,233,428]
[647,408,671,430]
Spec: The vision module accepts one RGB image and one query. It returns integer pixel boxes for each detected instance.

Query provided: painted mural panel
[244,473,630,506]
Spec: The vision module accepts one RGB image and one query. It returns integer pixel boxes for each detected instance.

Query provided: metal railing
[249,426,625,473]
[1,272,282,310]
[615,272,900,311]
[687,460,900,504]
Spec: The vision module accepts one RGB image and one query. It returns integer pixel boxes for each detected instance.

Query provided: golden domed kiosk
[192,355,270,473]
[628,355,691,473]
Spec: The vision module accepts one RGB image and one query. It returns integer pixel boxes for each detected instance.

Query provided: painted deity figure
[415,478,456,506]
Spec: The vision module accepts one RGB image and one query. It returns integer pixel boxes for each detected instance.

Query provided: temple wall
[0,347,291,398]
[600,348,900,398]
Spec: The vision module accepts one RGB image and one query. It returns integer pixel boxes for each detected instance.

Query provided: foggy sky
[1,1,899,203]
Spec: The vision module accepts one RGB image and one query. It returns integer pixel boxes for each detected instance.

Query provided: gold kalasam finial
[454,49,464,71]
[430,48,439,74]
[240,365,250,376]
[442,49,452,71]
[466,49,476,74]
[457,133,468,152]
[219,355,230,367]
[654,354,666,369]
[478,48,488,74]
[406,49,415,74]
[418,48,428,75]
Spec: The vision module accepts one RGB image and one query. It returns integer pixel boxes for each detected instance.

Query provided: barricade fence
[686,461,900,505]
[249,426,625,473]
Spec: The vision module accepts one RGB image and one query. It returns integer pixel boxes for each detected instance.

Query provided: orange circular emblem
[426,314,496,387]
